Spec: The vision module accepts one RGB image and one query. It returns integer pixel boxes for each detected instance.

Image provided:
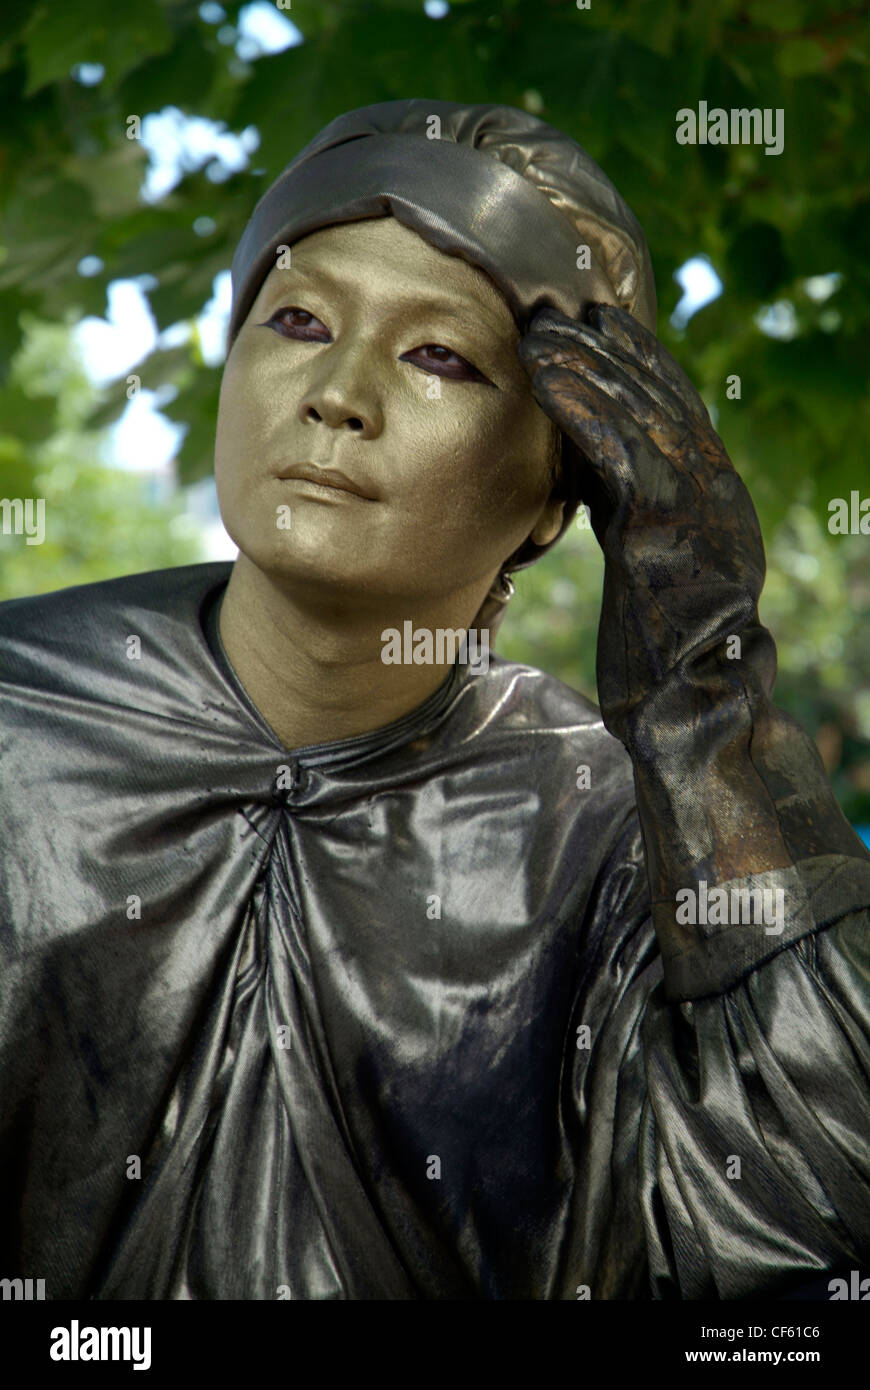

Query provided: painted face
[214,216,564,610]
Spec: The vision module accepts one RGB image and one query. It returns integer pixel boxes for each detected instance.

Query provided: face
[214,216,564,611]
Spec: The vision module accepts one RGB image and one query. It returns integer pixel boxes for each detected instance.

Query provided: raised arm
[520,303,870,1296]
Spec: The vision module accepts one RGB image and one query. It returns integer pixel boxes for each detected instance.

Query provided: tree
[0,312,203,597]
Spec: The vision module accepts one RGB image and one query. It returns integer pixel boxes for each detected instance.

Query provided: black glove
[520,303,870,999]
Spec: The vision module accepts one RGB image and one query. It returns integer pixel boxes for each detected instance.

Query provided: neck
[217,554,492,751]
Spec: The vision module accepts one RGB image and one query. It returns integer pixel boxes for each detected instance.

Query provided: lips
[275,462,377,500]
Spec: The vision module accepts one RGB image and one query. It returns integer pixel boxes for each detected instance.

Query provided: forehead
[256,217,516,336]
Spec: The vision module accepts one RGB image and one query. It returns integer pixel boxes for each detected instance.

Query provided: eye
[400,344,493,385]
[263,307,331,341]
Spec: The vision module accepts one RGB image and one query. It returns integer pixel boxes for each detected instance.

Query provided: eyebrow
[266,260,508,340]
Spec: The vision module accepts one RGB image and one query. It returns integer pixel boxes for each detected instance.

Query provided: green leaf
[776,39,827,77]
[745,0,808,32]
[23,0,173,95]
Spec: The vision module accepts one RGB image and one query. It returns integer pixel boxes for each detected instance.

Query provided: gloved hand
[518,302,767,755]
[519,302,870,998]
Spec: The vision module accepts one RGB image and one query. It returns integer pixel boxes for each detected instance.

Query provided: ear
[530,495,565,548]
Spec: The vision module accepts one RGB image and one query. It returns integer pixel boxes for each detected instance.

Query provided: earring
[488,572,515,606]
[474,571,515,645]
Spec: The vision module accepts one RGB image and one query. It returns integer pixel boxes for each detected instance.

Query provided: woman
[1,99,868,1300]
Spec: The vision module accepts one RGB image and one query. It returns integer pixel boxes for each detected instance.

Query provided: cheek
[401,386,534,471]
[385,396,505,528]
[444,392,553,517]
[216,359,270,455]
[388,397,550,561]
[214,375,266,544]
[214,353,285,515]
[215,364,246,468]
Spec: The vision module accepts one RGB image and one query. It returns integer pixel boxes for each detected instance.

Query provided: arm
[520,304,870,1295]
[519,301,870,992]
[563,808,870,1300]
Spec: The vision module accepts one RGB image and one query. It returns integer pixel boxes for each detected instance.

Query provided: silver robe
[1,562,869,1299]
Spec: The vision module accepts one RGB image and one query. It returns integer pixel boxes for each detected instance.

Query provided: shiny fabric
[1,562,869,1299]
[228,100,657,350]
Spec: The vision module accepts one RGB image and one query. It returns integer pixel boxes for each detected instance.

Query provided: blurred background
[0,0,868,832]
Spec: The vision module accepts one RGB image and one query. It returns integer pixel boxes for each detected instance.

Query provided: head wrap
[228,99,656,571]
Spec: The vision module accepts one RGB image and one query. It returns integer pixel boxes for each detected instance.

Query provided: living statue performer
[1,100,869,1301]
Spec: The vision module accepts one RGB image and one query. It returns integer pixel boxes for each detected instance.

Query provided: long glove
[519,303,870,1000]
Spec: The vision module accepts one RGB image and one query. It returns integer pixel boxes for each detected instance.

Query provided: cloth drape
[1,562,868,1299]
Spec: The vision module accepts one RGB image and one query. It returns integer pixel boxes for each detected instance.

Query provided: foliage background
[0,0,868,820]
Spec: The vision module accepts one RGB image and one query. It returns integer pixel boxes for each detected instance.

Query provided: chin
[237,536,380,596]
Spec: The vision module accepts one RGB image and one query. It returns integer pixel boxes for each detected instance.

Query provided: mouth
[275,462,378,501]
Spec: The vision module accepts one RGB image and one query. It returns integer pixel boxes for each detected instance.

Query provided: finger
[529,304,712,427]
[526,306,658,391]
[527,362,689,509]
[589,304,712,425]
[520,319,687,427]
[529,360,727,523]
[521,333,713,470]
[521,330,679,426]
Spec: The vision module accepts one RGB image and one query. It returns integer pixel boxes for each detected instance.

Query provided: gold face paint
[214,217,564,614]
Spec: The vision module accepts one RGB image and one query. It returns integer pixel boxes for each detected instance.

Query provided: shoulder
[0,562,231,635]
[441,657,647,926]
[0,562,232,686]
[478,655,602,729]
[455,652,612,742]
[447,654,636,799]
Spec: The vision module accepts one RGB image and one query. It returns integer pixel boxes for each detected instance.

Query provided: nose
[296,341,383,438]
